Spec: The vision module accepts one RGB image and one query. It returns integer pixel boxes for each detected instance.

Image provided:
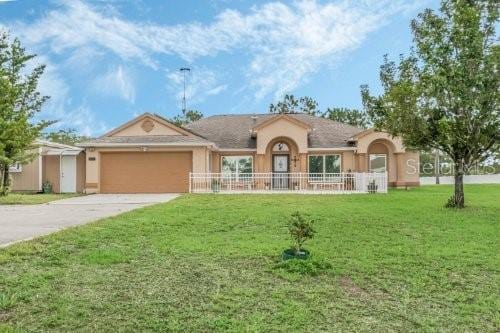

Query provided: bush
[42,181,52,193]
[273,259,332,278]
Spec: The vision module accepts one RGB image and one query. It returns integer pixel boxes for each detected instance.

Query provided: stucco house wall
[10,148,42,192]
[42,155,61,193]
[84,147,210,194]
[255,117,309,154]
[81,114,214,193]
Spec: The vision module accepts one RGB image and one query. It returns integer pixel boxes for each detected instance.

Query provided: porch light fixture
[291,155,300,168]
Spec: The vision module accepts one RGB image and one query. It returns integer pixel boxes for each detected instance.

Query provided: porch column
[299,153,307,173]
[395,152,405,186]
[255,154,266,173]
[357,153,367,172]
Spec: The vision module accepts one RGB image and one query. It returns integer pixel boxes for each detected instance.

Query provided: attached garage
[100,152,192,193]
[78,113,213,194]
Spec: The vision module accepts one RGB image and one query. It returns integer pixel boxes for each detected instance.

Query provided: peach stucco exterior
[209,117,419,187]
[84,146,210,193]
[108,119,183,137]
[82,114,212,193]
[80,113,419,193]
[255,116,310,154]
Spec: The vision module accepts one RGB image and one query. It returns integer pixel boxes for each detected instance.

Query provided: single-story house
[10,140,85,193]
[78,112,419,194]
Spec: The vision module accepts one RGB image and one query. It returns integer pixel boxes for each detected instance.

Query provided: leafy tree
[361,0,499,208]
[323,107,371,128]
[171,109,203,126]
[0,31,51,196]
[43,129,91,146]
[269,94,319,115]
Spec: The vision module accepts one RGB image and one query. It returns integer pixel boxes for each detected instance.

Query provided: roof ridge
[199,112,361,118]
[194,113,365,130]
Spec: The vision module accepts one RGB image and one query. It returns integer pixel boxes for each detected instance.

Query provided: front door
[272,154,289,190]
[60,155,76,193]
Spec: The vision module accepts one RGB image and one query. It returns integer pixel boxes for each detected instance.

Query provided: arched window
[369,154,387,173]
[272,142,289,152]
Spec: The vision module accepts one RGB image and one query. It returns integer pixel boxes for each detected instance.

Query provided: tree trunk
[0,166,4,195]
[0,165,10,196]
[453,161,465,208]
[435,151,440,184]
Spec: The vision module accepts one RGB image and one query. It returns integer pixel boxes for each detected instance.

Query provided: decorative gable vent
[141,119,155,133]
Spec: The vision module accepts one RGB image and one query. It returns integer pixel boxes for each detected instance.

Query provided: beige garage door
[100,152,192,193]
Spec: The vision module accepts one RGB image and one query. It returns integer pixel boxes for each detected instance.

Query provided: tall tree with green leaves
[171,109,203,126]
[269,94,319,115]
[323,107,371,129]
[43,129,91,146]
[361,0,499,208]
[0,31,51,196]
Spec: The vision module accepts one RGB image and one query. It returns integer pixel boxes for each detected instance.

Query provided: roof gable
[252,114,311,133]
[350,128,376,140]
[101,113,192,138]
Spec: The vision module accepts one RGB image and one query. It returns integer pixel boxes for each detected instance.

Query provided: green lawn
[0,185,499,332]
[0,193,81,205]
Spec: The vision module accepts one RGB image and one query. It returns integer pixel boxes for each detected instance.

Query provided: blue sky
[0,0,439,136]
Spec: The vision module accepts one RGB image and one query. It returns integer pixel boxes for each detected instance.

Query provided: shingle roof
[184,114,364,149]
[78,135,212,147]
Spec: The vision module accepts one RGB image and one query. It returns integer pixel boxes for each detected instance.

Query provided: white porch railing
[189,172,388,194]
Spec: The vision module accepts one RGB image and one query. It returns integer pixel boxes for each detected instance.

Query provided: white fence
[189,172,388,194]
[420,174,500,185]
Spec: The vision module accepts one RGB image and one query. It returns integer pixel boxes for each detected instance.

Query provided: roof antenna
[180,67,191,115]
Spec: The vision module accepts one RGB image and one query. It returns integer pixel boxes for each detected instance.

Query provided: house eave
[215,148,257,152]
[307,147,357,151]
[77,142,216,148]
[213,147,357,152]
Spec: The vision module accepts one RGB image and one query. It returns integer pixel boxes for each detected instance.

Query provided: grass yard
[0,193,81,205]
[0,185,499,332]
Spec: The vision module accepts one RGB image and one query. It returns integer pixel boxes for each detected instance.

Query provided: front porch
[189,172,388,194]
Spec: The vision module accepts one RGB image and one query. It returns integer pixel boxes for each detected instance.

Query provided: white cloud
[166,68,227,107]
[30,56,108,137]
[62,105,109,137]
[93,66,135,103]
[10,0,420,99]
[63,46,104,72]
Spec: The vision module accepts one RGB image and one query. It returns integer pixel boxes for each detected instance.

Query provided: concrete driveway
[0,194,179,247]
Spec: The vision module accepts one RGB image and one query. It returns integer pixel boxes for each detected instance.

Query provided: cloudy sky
[0,0,438,136]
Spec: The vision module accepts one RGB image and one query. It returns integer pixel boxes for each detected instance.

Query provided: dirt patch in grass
[339,276,365,297]
[0,311,12,322]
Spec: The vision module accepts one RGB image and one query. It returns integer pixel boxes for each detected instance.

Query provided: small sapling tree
[288,212,315,256]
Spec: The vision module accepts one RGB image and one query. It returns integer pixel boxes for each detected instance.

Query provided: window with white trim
[221,156,253,181]
[9,163,22,173]
[308,154,341,181]
[369,154,387,173]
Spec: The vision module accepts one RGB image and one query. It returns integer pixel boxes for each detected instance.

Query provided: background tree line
[268,93,371,129]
